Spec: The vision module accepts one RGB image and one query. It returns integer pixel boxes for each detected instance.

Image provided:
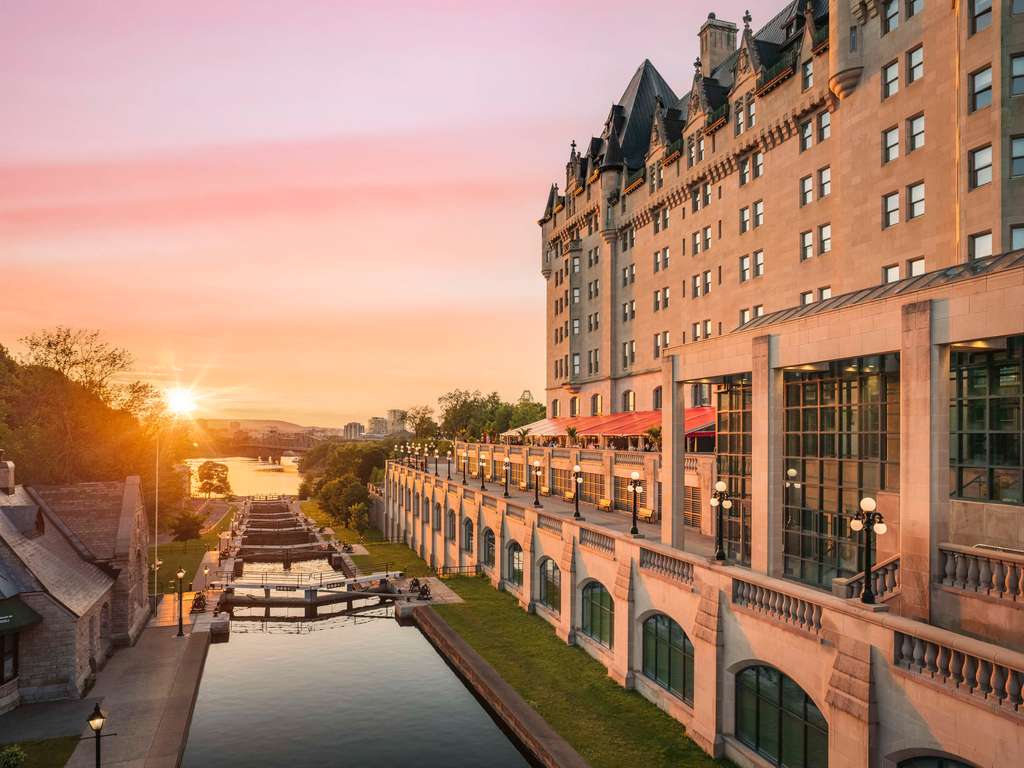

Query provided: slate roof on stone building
[545,0,829,214]
[0,487,112,616]
[33,482,126,562]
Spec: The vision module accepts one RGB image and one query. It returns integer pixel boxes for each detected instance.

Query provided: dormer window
[785,20,796,39]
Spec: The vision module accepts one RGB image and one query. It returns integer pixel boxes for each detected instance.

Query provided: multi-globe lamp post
[433,449,439,477]
[503,457,511,497]
[628,471,643,536]
[462,451,468,483]
[710,480,732,561]
[446,450,453,480]
[573,464,583,520]
[850,496,887,604]
[479,457,487,490]
[532,460,543,508]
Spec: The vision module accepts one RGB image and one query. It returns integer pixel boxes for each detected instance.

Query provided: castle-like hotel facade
[385,2,1024,767]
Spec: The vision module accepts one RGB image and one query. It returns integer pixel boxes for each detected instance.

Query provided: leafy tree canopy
[437,389,544,440]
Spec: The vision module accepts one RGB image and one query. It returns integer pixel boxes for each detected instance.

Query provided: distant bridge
[230,432,323,460]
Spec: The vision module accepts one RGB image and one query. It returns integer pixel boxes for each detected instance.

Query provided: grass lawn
[435,577,731,768]
[150,503,237,593]
[299,500,383,543]
[1,736,80,768]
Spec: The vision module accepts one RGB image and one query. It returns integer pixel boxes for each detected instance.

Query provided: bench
[597,498,612,512]
[638,507,656,523]
[518,482,528,491]
[541,486,551,496]
[563,491,576,503]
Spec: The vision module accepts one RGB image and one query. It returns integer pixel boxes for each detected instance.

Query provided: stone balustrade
[552,448,570,459]
[613,452,645,466]
[832,555,901,601]
[506,503,525,520]
[579,527,615,553]
[939,543,1024,601]
[894,628,1024,714]
[638,547,694,584]
[537,514,563,535]
[579,450,603,462]
[732,577,824,634]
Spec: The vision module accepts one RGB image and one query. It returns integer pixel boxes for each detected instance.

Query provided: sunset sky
[1,0,749,427]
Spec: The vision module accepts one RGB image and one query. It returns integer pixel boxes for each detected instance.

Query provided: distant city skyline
[0,0,745,426]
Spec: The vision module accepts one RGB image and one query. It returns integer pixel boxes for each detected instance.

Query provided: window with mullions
[446,509,455,538]
[613,474,647,513]
[683,486,702,528]
[492,460,523,487]
[538,558,561,612]
[482,528,496,566]
[581,581,614,647]
[462,519,474,552]
[717,375,753,565]
[550,468,572,496]
[736,665,828,768]
[579,471,604,504]
[950,336,1023,504]
[434,503,442,531]
[507,542,524,587]
[1,633,17,684]
[641,614,694,704]
[783,354,900,589]
[898,757,972,768]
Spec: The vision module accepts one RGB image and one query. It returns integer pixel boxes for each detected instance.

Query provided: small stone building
[0,456,149,714]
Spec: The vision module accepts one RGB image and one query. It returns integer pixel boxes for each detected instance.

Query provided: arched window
[581,581,614,647]
[898,759,973,768]
[569,396,580,417]
[591,393,603,416]
[652,385,663,410]
[446,509,456,539]
[537,559,561,613]
[735,665,827,768]
[414,494,420,518]
[434,502,442,530]
[551,399,561,417]
[482,528,496,566]
[642,614,694,703]
[622,390,636,412]
[507,542,524,587]
[462,519,474,552]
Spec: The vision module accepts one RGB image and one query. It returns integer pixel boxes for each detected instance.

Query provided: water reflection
[185,456,301,497]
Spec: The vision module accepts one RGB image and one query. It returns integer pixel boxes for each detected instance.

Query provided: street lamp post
[462,452,468,483]
[709,480,732,561]
[573,464,583,520]
[446,451,452,480]
[850,497,887,604]
[479,459,487,490]
[532,460,542,508]
[433,450,439,477]
[176,566,186,637]
[503,458,510,497]
[84,703,116,768]
[628,471,644,536]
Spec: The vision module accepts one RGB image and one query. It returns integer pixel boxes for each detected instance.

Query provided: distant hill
[196,418,310,434]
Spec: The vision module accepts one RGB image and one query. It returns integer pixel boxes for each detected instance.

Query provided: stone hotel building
[386,2,1024,767]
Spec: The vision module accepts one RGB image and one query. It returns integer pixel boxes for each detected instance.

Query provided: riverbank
[434,577,730,768]
[151,503,237,593]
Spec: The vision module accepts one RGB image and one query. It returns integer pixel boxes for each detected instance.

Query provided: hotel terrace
[385,2,1024,767]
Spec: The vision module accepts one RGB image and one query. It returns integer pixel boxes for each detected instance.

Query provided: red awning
[503,406,715,439]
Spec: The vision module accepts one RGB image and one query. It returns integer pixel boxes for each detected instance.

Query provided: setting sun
[165,387,197,416]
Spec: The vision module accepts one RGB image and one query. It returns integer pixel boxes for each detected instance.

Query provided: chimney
[698,12,738,78]
[0,450,14,495]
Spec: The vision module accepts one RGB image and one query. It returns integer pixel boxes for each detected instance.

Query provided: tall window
[908,114,925,151]
[581,582,614,647]
[506,542,523,586]
[1,633,17,684]
[882,61,899,98]
[970,0,992,34]
[740,255,751,282]
[718,375,752,565]
[882,0,899,33]
[799,121,813,151]
[642,614,694,704]
[907,46,924,83]
[800,176,813,206]
[578,471,604,504]
[463,518,474,552]
[538,559,561,612]
[950,337,1023,504]
[446,509,456,539]
[800,231,814,260]
[969,145,992,188]
[623,389,636,412]
[970,66,992,111]
[907,182,925,219]
[883,126,900,163]
[483,528,496,566]
[801,60,813,90]
[1012,136,1024,177]
[968,231,993,260]
[818,111,831,141]
[591,393,603,415]
[736,665,828,768]
[653,385,663,410]
[1012,54,1024,96]
[784,354,900,587]
[819,224,832,254]
[883,192,900,228]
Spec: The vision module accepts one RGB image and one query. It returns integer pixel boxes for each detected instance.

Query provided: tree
[196,461,231,498]
[19,327,133,407]
[169,510,204,541]
[566,426,579,446]
[645,426,663,451]
[348,502,369,536]
[406,405,439,439]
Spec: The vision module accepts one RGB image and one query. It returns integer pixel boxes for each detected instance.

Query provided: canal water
[185,456,302,498]
[182,601,532,767]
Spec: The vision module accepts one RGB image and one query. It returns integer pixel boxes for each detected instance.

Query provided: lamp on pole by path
[176,566,186,637]
[628,471,643,536]
[83,703,116,768]
[710,480,732,561]
[446,451,452,480]
[479,458,487,490]
[573,464,583,520]
[503,457,511,497]
[462,452,467,483]
[785,467,801,489]
[850,496,887,604]
[532,460,543,508]
[433,450,439,477]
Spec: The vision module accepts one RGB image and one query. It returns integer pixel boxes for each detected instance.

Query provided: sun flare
[165,386,197,416]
